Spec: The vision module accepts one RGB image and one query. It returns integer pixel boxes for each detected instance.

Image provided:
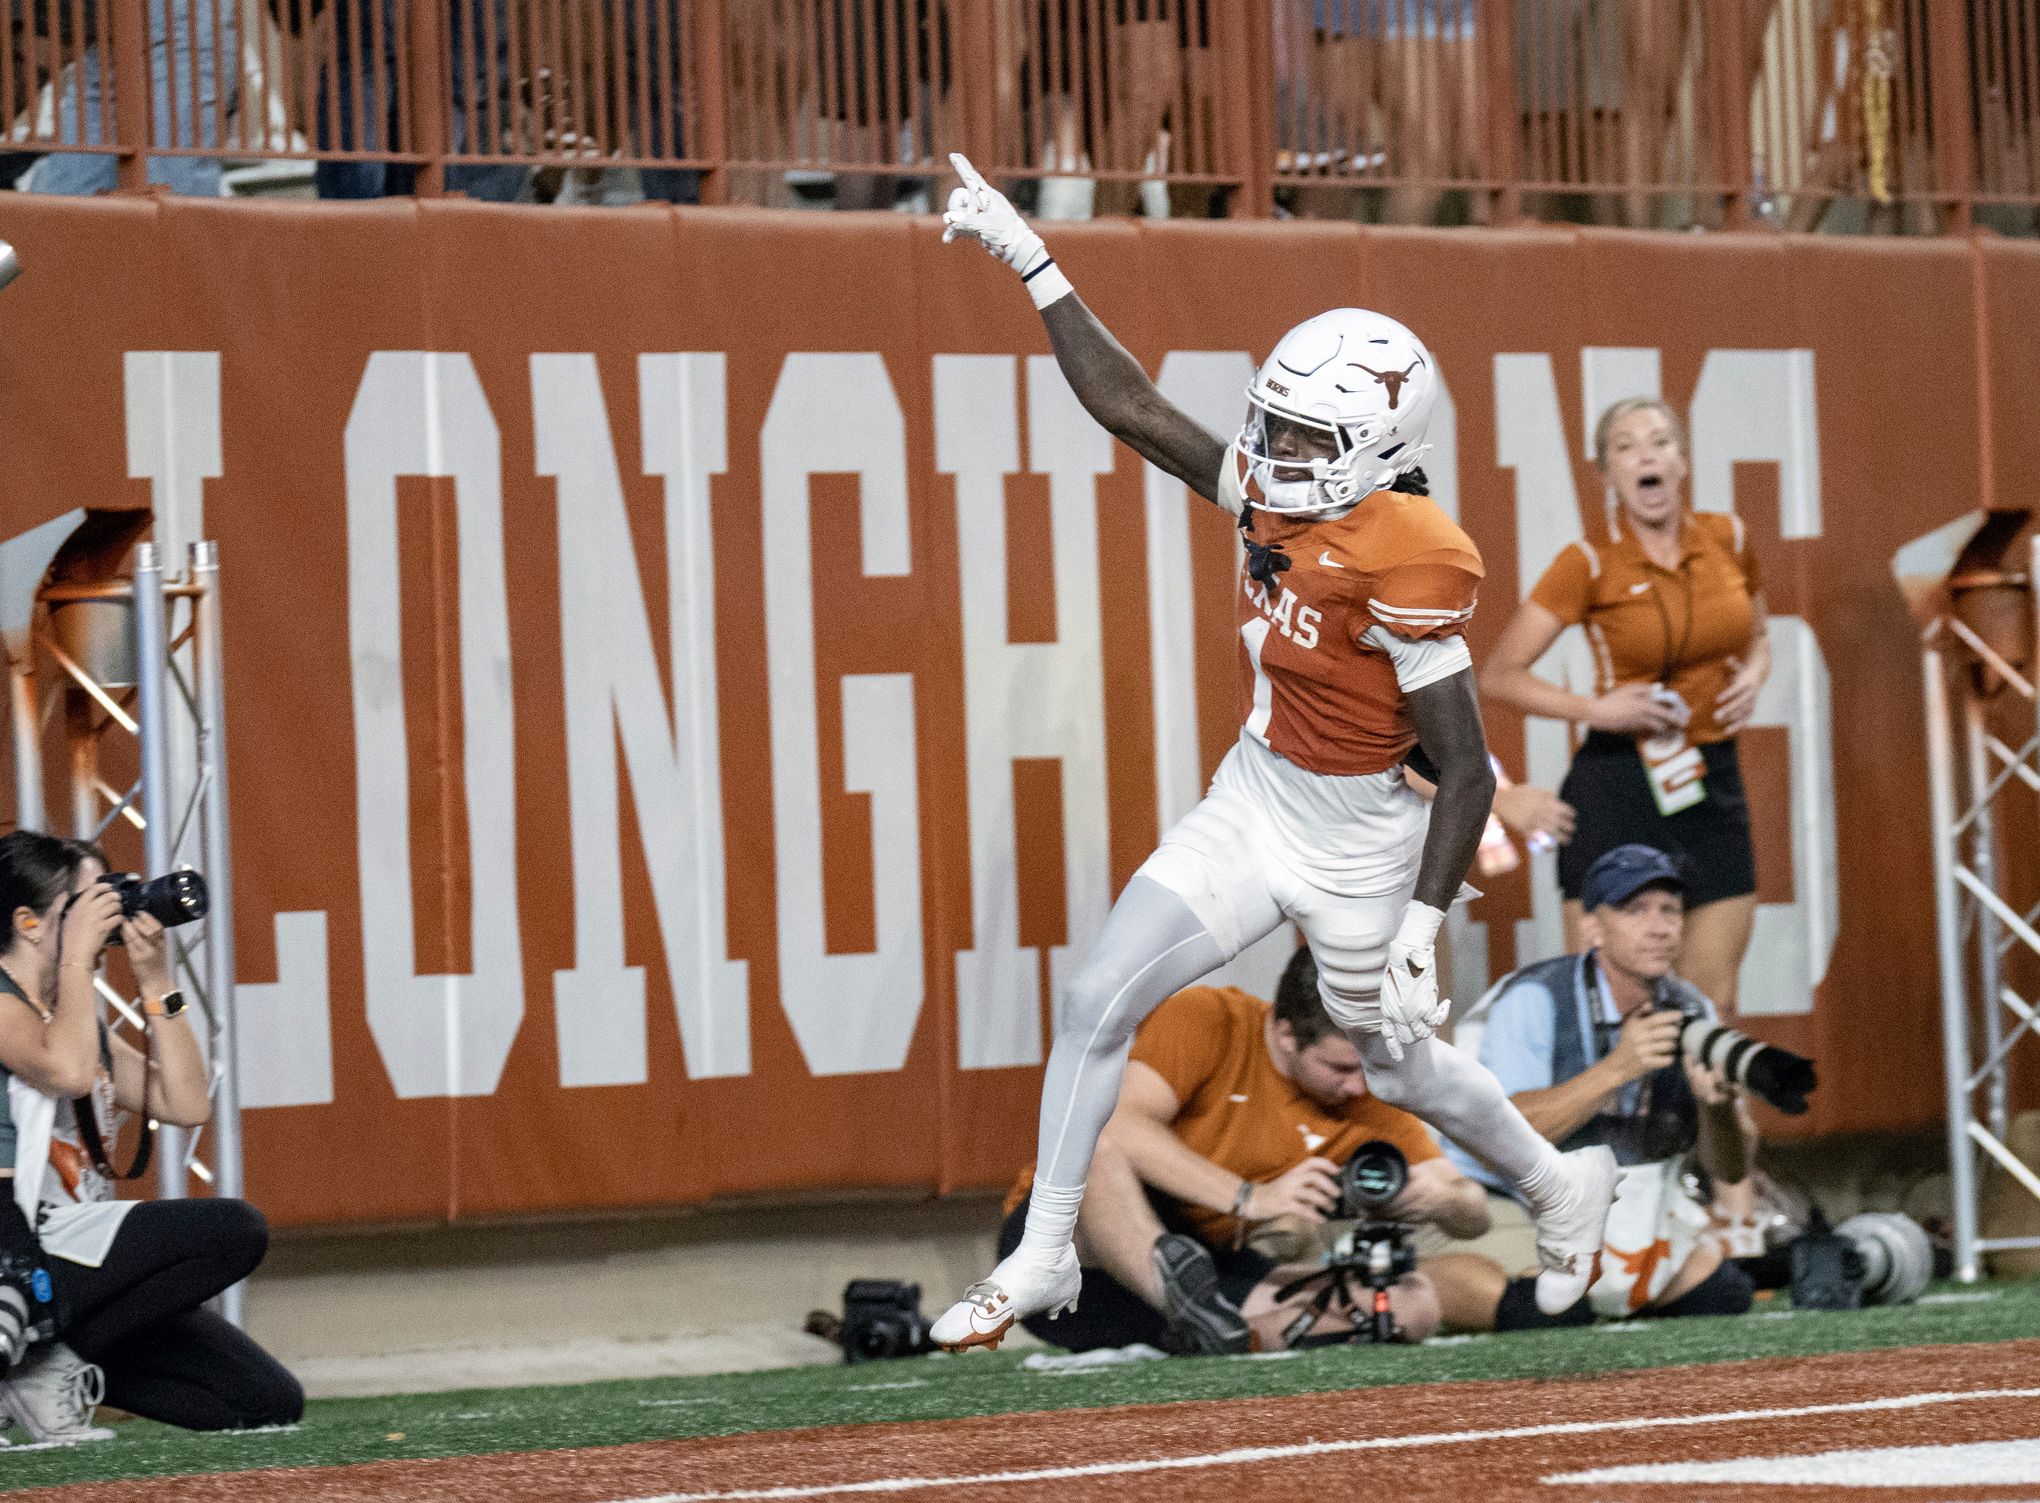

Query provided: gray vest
[1503,951,1709,1167]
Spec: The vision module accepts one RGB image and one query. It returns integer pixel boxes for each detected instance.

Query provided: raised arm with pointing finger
[943,154,1227,502]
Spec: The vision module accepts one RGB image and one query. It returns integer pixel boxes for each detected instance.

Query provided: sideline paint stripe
[608,1385,2040,1502]
[1549,1437,2040,1487]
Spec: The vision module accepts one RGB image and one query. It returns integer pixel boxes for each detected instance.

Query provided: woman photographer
[0,831,300,1442]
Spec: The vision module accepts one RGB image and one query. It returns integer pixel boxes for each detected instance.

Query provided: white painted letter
[935,356,1114,1069]
[1495,353,1594,967]
[1690,350,1821,538]
[346,352,524,1099]
[760,355,923,1076]
[537,353,749,1086]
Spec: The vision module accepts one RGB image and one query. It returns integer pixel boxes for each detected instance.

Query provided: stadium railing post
[407,0,449,196]
[1702,0,1751,229]
[950,0,998,182]
[1479,0,1522,226]
[694,0,731,205]
[1927,1,1976,233]
[109,0,151,191]
[1234,0,1275,216]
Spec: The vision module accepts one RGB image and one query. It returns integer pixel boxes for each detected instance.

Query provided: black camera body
[1278,1140,1419,1347]
[839,1279,934,1364]
[1789,1213,1868,1310]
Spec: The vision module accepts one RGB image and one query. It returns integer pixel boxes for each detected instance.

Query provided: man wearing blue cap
[1431,843,1758,1324]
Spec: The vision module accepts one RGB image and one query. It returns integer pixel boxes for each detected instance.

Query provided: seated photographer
[0,832,301,1442]
[1442,843,1768,1322]
[997,946,1491,1354]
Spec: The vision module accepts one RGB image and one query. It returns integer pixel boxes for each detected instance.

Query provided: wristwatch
[142,990,187,1020]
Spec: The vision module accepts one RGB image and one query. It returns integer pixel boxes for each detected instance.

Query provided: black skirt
[1556,731,1757,908]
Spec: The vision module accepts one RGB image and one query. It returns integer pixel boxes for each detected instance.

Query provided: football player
[929,155,1616,1351]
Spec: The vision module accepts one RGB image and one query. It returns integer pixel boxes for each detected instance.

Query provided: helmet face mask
[1237,399,1372,515]
[1229,308,1437,517]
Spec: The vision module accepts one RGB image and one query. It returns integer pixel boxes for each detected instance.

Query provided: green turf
[5,1281,2036,1493]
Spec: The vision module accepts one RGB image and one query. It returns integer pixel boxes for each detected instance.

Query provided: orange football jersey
[1234,488,1484,776]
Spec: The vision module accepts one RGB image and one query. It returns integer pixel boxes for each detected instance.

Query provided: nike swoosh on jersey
[1319,551,1346,569]
[1630,581,1651,594]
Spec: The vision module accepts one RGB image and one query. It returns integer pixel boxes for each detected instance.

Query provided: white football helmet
[1230,308,1438,515]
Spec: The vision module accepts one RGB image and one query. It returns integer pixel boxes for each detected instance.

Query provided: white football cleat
[1532,1146,1618,1316]
[930,1245,1082,1352]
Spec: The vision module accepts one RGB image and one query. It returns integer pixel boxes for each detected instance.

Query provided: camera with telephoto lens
[1276,1140,1419,1347]
[77,868,210,946]
[1788,1209,1935,1310]
[837,1279,934,1364]
[1676,1013,1817,1115]
[0,1200,58,1370]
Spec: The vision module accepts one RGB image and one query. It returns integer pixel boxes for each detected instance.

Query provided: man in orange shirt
[997,947,1491,1354]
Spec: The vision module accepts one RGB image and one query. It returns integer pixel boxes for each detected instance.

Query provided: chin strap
[1238,503,1292,592]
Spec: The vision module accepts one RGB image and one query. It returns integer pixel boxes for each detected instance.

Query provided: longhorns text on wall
[0,197,2032,1226]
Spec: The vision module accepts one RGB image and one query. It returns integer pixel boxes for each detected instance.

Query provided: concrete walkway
[243,1193,1016,1398]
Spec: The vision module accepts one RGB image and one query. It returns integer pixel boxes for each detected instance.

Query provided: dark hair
[63,837,108,872]
[0,831,86,940]
[1273,945,1339,1049]
[1388,465,1430,496]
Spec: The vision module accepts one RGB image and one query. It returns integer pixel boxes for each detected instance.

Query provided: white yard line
[603,1384,2040,1502]
[1549,1437,2040,1487]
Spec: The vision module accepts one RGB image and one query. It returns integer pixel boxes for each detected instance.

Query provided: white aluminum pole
[1925,637,1981,1281]
[132,544,184,1201]
[1963,695,2009,1143]
[191,543,245,1326]
[9,658,41,833]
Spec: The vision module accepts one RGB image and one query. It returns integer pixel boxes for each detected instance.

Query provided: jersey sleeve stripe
[1369,600,1475,625]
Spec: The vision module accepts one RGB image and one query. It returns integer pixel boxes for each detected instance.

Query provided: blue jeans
[314,0,525,201]
[33,0,236,196]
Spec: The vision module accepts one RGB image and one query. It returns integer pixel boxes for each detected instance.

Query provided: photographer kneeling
[996,947,1491,1353]
[0,832,301,1441]
[1443,844,1799,1324]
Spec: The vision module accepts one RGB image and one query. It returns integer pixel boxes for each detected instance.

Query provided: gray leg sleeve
[1031,875,1235,1192]
[1354,1032,1565,1198]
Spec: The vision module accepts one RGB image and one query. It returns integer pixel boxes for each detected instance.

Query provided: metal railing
[5,2,2035,220]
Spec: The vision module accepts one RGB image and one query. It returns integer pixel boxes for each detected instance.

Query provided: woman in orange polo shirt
[1479,397,1771,1009]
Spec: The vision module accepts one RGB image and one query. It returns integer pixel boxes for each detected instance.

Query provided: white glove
[941,153,1072,309]
[1378,902,1450,1063]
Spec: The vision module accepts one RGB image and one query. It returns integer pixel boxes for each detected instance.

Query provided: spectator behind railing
[619,0,698,205]
[267,0,526,200]
[1610,0,1775,228]
[23,0,237,196]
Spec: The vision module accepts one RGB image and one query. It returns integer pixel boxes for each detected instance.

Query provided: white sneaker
[3,1343,114,1444]
[930,1245,1082,1352]
[1531,1146,1618,1316]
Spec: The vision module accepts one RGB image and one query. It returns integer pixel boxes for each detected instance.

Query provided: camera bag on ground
[835,1280,934,1364]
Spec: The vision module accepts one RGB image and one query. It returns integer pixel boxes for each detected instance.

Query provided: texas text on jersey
[1226,462,1484,778]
